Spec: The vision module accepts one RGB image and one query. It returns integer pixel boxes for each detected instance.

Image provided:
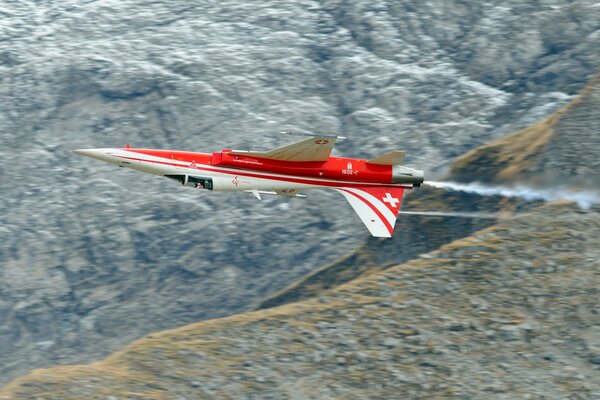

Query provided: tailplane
[336,186,406,237]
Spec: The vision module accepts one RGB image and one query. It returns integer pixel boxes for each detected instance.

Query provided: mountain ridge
[2,202,598,399]
[450,71,600,185]
[259,69,600,310]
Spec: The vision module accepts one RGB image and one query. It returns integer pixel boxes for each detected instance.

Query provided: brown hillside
[450,72,600,184]
[259,70,600,310]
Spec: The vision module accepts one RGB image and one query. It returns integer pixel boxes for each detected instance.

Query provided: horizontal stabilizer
[336,186,405,237]
[367,150,405,165]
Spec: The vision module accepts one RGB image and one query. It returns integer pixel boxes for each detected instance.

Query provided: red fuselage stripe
[116,155,411,190]
[338,188,394,235]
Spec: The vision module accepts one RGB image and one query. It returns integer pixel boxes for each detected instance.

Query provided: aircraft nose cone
[73,148,119,164]
[73,149,96,157]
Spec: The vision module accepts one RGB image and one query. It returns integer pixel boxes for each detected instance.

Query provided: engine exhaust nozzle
[392,165,424,186]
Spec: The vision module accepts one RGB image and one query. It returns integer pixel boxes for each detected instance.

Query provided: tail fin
[336,186,405,237]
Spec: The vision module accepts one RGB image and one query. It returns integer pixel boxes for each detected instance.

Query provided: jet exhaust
[424,181,599,209]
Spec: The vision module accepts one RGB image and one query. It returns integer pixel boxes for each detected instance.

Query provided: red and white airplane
[74,133,424,237]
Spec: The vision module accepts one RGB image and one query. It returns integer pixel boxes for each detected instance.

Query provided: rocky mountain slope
[1,0,600,386]
[260,69,600,310]
[451,72,600,186]
[2,202,598,399]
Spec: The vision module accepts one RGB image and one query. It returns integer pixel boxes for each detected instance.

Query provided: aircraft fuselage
[74,148,422,191]
[74,137,424,238]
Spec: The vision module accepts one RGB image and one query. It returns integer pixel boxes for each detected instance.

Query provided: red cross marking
[382,192,400,208]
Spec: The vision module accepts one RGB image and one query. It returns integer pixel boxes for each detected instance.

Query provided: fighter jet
[74,133,424,237]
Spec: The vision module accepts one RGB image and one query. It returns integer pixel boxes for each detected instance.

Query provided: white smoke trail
[398,210,508,219]
[424,181,599,209]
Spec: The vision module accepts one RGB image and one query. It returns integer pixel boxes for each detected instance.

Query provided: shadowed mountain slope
[258,186,523,310]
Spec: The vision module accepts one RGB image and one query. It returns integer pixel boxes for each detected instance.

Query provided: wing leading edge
[336,186,406,238]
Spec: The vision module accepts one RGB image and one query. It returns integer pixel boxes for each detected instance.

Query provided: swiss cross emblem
[382,192,400,208]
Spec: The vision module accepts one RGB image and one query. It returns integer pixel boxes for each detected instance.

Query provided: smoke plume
[424,181,599,209]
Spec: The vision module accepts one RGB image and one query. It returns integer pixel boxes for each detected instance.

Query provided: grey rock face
[0,0,599,385]
[2,204,599,399]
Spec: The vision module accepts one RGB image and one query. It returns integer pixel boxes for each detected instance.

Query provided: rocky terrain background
[260,72,600,310]
[1,0,599,386]
[2,202,598,399]
[258,186,518,309]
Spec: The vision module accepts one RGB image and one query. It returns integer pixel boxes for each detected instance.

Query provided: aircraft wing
[229,135,338,162]
[335,186,406,238]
